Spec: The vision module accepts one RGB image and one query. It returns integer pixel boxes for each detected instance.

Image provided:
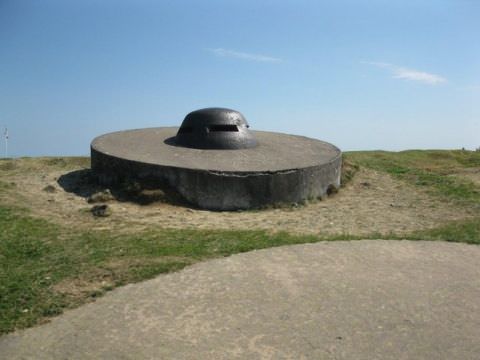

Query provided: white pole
[4,127,8,158]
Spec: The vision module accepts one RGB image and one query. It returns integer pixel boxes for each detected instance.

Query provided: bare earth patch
[0,158,474,236]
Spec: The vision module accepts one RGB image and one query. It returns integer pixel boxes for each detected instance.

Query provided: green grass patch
[405,218,480,244]
[345,150,480,206]
[0,207,71,333]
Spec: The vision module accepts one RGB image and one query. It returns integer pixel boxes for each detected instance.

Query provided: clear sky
[1,0,479,157]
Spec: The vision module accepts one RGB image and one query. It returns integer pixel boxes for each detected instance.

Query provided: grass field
[346,150,480,206]
[1,150,479,334]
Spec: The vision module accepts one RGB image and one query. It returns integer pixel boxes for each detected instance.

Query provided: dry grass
[0,155,475,237]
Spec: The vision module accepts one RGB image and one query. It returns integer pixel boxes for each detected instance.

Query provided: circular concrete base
[91,128,342,210]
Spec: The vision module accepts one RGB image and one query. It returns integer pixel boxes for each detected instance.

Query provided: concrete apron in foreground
[1,240,480,360]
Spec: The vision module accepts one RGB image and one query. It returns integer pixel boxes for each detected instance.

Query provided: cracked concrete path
[1,240,480,359]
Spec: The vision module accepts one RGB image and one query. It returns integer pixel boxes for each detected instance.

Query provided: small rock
[43,184,56,193]
[91,204,111,217]
[88,189,114,204]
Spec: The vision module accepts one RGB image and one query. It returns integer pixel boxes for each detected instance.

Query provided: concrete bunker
[91,107,342,210]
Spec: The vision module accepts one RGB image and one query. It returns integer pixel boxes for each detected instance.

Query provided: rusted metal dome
[175,108,258,149]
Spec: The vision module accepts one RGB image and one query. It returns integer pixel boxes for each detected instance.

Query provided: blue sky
[1,0,479,157]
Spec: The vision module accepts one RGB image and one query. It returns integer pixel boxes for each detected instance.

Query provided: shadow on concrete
[57,169,192,207]
[163,136,184,148]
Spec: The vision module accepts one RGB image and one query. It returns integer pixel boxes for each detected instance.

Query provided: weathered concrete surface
[2,240,480,360]
[91,128,342,210]
[91,128,340,172]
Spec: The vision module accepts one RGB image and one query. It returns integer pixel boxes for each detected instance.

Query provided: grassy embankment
[1,150,479,334]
